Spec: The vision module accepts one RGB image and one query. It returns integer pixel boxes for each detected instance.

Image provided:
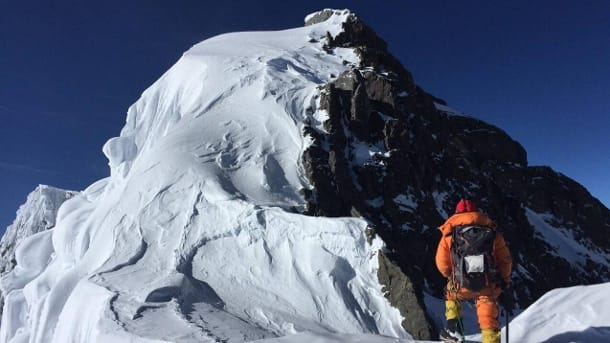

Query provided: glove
[497,281,515,314]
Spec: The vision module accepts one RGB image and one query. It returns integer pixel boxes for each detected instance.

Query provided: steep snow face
[110,9,357,209]
[525,208,610,274]
[0,10,409,343]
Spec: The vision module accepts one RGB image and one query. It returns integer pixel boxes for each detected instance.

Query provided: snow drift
[509,282,610,342]
[0,185,76,331]
[0,185,77,276]
[0,10,410,343]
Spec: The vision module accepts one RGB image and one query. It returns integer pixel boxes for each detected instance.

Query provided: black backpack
[450,225,497,291]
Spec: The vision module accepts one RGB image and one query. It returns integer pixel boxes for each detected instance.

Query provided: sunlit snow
[0,10,409,343]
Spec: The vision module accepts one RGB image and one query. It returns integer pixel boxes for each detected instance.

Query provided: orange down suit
[435,211,512,329]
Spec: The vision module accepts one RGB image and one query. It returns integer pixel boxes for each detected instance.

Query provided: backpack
[450,225,497,291]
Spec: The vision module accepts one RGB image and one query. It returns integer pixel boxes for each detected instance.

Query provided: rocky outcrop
[302,11,610,339]
[377,252,434,339]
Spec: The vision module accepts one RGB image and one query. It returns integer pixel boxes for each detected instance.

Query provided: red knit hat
[455,199,477,213]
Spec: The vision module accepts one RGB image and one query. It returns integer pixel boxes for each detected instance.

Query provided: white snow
[0,11,411,343]
[424,283,610,343]
[251,280,610,343]
[508,282,610,342]
[304,9,352,38]
[433,103,466,117]
[254,331,415,342]
[525,208,610,271]
[0,185,77,275]
[351,140,386,166]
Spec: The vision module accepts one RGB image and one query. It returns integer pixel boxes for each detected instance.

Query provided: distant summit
[0,185,77,275]
[0,185,76,323]
[304,9,353,26]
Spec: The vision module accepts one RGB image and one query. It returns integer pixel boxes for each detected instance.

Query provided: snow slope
[509,282,610,342]
[525,208,610,273]
[0,9,411,343]
[250,282,610,342]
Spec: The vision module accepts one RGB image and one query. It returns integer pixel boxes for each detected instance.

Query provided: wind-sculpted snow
[0,10,410,343]
[0,185,77,276]
[509,282,610,342]
[0,185,77,330]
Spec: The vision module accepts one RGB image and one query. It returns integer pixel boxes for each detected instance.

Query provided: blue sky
[1,1,608,231]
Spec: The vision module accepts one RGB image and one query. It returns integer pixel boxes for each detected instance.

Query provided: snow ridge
[0,11,408,343]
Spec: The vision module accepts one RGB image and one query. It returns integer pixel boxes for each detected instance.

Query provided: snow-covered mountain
[0,9,409,343]
[1,8,609,343]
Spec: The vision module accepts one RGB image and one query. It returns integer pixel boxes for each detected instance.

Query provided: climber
[436,199,513,343]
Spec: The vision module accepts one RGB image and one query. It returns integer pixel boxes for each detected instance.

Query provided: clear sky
[1,1,608,231]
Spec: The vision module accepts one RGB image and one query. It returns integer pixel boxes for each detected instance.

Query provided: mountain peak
[0,185,76,327]
[0,14,411,343]
[304,9,353,27]
[0,185,77,273]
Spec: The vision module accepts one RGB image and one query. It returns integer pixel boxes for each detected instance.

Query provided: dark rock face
[377,252,434,339]
[302,12,610,339]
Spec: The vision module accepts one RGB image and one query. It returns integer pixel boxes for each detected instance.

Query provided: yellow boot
[440,300,464,342]
[445,300,462,320]
[481,328,500,343]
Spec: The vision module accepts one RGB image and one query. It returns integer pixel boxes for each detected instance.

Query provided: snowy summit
[0,9,408,343]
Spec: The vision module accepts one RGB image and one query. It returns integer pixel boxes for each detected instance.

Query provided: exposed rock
[326,14,416,94]
[378,252,434,339]
[301,11,610,339]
